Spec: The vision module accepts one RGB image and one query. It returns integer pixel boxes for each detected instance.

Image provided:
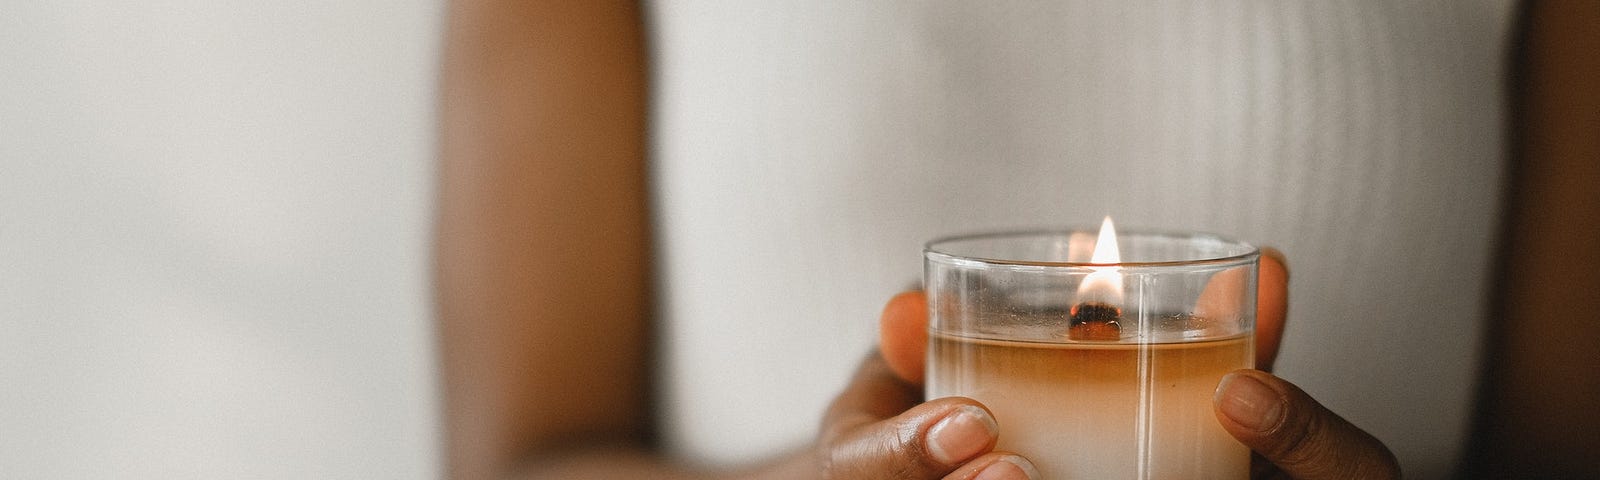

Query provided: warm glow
[1077,216,1124,305]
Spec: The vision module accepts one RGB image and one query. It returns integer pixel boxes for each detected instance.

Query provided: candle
[924,220,1257,479]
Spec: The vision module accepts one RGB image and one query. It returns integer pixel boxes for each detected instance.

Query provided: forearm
[436,0,653,478]
[514,448,703,480]
[1470,1,1600,476]
[516,448,815,480]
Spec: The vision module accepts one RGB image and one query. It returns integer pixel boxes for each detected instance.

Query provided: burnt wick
[1068,302,1122,341]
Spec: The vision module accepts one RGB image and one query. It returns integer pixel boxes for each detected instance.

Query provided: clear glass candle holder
[924,227,1258,479]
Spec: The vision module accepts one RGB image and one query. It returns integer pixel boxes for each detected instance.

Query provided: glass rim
[924,228,1259,269]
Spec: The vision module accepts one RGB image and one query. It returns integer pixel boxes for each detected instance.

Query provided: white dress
[646,2,1514,477]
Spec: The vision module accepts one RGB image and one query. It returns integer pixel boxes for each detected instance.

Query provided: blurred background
[4,1,1596,479]
[2,2,442,478]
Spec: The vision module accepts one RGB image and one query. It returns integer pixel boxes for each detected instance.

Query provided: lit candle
[1070,216,1124,341]
[925,220,1258,478]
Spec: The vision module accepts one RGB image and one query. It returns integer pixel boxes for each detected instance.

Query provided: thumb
[817,353,1037,479]
[1213,370,1401,479]
[820,399,998,479]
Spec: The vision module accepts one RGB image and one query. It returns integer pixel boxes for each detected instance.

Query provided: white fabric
[648,2,1514,477]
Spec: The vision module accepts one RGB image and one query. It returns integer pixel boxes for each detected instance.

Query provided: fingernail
[926,405,998,465]
[1216,372,1285,432]
[975,455,1041,480]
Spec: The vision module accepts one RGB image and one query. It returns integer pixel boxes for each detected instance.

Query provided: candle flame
[1090,216,1121,264]
[1076,216,1124,305]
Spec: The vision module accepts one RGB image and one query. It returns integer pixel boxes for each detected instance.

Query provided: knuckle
[818,418,933,480]
[1265,399,1401,480]
[1269,402,1328,467]
[881,423,929,479]
[816,442,840,479]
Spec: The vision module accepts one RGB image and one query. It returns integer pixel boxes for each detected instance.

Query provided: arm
[431,3,1015,478]
[435,1,662,478]
[1468,1,1600,476]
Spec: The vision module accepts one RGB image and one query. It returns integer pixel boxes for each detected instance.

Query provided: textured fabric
[646,2,1513,477]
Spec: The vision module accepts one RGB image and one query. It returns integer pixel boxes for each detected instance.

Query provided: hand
[804,352,1041,480]
[871,249,1400,479]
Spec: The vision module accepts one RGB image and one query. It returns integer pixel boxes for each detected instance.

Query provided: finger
[819,353,997,479]
[940,452,1041,480]
[1249,452,1286,480]
[1195,247,1289,372]
[879,290,928,385]
[1255,248,1289,372]
[1214,369,1400,480]
[820,398,1000,479]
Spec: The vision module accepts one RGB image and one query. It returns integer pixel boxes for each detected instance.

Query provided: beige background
[1,2,443,478]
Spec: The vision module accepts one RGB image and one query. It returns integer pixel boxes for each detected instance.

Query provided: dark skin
[437,1,1599,478]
